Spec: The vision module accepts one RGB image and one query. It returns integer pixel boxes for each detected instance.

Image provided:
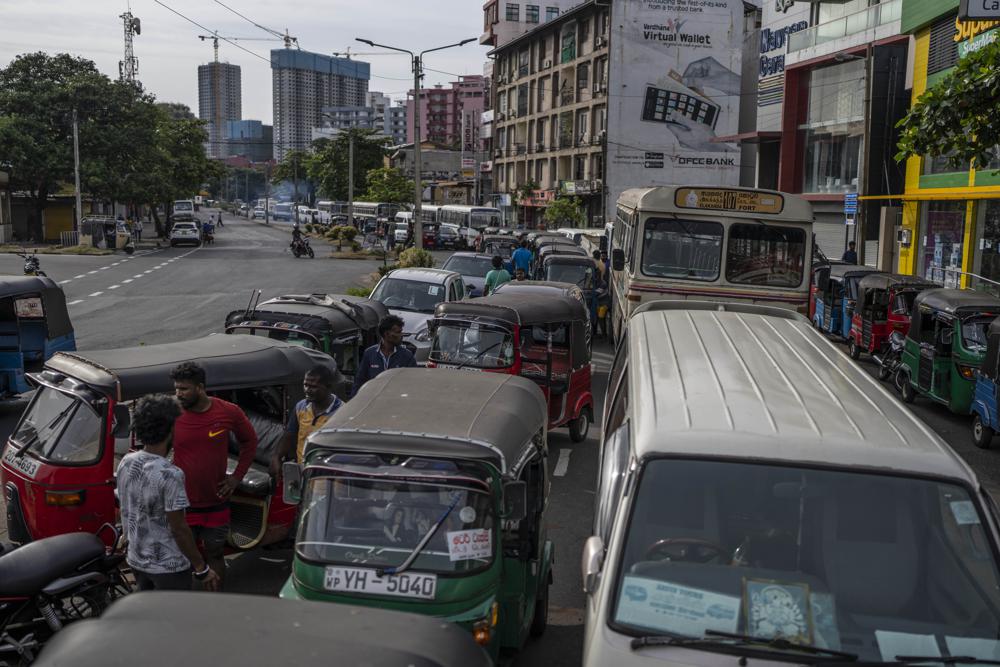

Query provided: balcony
[787,0,901,53]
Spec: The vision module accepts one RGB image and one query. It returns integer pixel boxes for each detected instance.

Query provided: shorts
[189,524,229,559]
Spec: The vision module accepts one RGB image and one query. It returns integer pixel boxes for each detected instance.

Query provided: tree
[896,39,1000,169]
[308,129,388,200]
[156,102,196,121]
[543,195,586,227]
[363,167,413,204]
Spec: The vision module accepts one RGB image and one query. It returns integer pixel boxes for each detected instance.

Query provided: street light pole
[348,133,355,230]
[72,108,82,231]
[356,37,476,249]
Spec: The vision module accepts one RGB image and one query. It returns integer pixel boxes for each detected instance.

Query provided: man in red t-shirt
[170,362,257,590]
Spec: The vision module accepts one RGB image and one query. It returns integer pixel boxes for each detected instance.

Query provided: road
[4,210,1000,665]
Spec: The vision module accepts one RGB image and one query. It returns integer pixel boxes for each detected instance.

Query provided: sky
[0,0,492,123]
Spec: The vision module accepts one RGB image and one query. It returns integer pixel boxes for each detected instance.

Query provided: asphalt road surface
[4,211,1000,665]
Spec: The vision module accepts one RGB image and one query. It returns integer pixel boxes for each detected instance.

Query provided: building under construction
[198,62,242,158]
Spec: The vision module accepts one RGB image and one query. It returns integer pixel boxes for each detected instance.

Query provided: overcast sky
[1,0,491,123]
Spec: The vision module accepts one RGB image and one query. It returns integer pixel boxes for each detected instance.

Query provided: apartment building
[224,120,273,162]
[407,76,486,147]
[481,0,582,46]
[490,1,610,225]
[198,62,241,159]
[271,49,370,161]
[368,91,408,145]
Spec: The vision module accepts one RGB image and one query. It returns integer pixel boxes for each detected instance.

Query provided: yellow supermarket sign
[674,188,785,214]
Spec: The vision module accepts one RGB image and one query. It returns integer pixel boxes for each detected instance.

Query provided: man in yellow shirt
[270,365,343,474]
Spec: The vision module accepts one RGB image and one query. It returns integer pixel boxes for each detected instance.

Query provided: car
[436,224,462,250]
[169,221,201,247]
[441,252,494,297]
[370,267,466,363]
[393,221,410,244]
[252,207,265,220]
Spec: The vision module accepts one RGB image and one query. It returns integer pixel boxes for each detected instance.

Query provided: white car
[370,267,466,363]
[252,207,265,220]
[170,221,201,247]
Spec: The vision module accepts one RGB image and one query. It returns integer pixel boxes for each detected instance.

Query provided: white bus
[352,201,400,223]
[419,205,442,225]
[609,186,814,341]
[438,205,502,230]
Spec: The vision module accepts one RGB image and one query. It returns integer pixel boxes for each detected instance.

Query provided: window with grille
[927,13,959,76]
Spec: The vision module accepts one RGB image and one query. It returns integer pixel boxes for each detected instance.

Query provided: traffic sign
[844,192,858,215]
[960,0,1000,20]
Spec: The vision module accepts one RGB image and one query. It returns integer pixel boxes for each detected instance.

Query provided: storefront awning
[860,189,1000,201]
[711,131,781,144]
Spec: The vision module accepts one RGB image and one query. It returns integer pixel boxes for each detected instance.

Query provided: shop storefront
[894,5,1000,289]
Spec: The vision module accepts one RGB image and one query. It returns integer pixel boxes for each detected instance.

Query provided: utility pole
[293,151,299,224]
[265,162,271,225]
[348,133,355,229]
[72,108,82,231]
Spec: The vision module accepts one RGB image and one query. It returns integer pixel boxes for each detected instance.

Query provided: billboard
[757,0,810,133]
[606,0,744,221]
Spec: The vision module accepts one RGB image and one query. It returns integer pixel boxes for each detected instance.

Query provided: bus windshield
[725,224,806,288]
[641,218,723,281]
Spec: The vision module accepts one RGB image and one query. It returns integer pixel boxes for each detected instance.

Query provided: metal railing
[787,0,901,52]
[926,266,1000,295]
[60,231,80,247]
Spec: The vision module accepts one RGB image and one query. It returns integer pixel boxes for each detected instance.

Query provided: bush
[351,241,361,252]
[339,226,358,242]
[305,223,314,233]
[377,263,397,277]
[397,247,435,269]
[346,286,373,297]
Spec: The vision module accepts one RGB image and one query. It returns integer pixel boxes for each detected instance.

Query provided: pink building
[406,75,486,148]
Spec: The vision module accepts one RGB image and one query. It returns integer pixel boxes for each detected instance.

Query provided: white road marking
[74,274,85,279]
[67,299,84,306]
[88,270,98,274]
[111,262,120,266]
[100,266,109,270]
[108,284,120,290]
[553,448,572,477]
[144,270,153,274]
[133,274,143,279]
[122,279,133,284]
[58,280,71,285]
[88,291,103,297]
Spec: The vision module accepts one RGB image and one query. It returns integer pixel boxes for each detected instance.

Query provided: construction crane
[197,32,282,63]
[331,47,397,59]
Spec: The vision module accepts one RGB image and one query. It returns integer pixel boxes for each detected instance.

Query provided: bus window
[641,218,723,281]
[725,224,806,287]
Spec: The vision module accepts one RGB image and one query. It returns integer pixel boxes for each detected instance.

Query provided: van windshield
[612,459,1000,660]
[173,201,193,212]
[11,387,103,464]
[297,466,494,575]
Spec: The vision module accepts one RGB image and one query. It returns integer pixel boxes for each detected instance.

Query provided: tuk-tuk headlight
[472,602,499,647]
[958,364,978,380]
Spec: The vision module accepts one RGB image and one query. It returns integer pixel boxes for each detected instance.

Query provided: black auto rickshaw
[0,277,76,400]
[35,592,491,667]
[429,292,594,441]
[539,254,597,294]
[225,292,387,395]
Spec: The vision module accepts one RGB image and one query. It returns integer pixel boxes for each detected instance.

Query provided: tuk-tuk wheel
[877,361,892,381]
[569,410,590,443]
[529,576,550,638]
[899,372,916,403]
[973,414,995,449]
[847,339,860,360]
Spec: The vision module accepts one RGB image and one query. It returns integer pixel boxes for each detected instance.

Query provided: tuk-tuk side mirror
[582,535,605,595]
[611,249,625,272]
[503,480,528,522]
[282,461,303,505]
[111,404,131,438]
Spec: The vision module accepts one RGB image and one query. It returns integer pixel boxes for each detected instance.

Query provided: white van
[583,301,1000,666]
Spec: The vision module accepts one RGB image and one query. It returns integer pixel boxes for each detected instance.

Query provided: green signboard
[959,26,999,56]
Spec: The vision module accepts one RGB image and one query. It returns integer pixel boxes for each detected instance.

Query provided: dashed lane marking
[122,279,133,284]
[88,291,103,297]
[108,284,120,290]
[87,270,98,274]
[133,274,143,279]
[73,274,85,279]
[553,448,572,477]
[67,300,83,306]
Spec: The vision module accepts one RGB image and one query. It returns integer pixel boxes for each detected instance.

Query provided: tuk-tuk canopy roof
[434,291,589,327]
[542,254,597,268]
[827,264,882,280]
[0,275,73,339]
[225,293,387,338]
[35,592,490,667]
[493,280,585,301]
[306,368,547,477]
[914,288,1000,316]
[538,244,589,259]
[44,334,335,401]
[857,273,936,292]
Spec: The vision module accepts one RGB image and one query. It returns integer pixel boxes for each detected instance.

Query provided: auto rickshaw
[808,260,846,321]
[429,292,594,441]
[812,264,882,339]
[847,273,936,360]
[0,334,341,546]
[971,315,1000,448]
[36,592,491,667]
[0,277,75,400]
[480,234,515,271]
[225,292,387,396]
[279,368,552,660]
[898,288,1000,413]
[422,222,440,249]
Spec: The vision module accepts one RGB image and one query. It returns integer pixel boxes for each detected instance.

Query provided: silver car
[370,267,465,363]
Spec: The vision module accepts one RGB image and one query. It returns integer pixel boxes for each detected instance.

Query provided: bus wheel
[530,577,550,638]
[973,414,995,449]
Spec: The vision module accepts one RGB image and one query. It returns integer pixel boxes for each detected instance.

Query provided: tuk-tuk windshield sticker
[428,285,441,296]
[615,576,740,637]
[14,297,44,318]
[459,506,477,523]
[744,579,812,644]
[447,528,491,561]
[950,500,981,525]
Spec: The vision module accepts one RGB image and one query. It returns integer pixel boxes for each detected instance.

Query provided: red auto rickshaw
[428,292,594,441]
[1,335,341,545]
[847,273,937,360]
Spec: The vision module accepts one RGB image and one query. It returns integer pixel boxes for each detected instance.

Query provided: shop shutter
[814,221,850,261]
[927,13,959,76]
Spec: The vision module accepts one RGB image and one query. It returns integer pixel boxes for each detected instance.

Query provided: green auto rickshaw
[898,288,1000,413]
[279,367,553,661]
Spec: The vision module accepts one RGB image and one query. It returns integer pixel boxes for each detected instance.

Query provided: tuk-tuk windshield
[430,322,514,369]
[612,459,1000,660]
[297,471,495,574]
[228,326,320,350]
[545,263,595,289]
[11,386,103,464]
[962,315,994,352]
[892,290,921,316]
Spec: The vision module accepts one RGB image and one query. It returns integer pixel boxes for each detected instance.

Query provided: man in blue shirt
[511,240,533,276]
[352,315,417,396]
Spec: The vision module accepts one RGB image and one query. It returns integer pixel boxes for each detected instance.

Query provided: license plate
[2,446,40,479]
[324,566,437,600]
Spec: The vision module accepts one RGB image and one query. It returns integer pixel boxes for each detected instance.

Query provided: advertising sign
[960,0,1000,21]
[607,0,745,222]
[675,188,785,213]
[757,0,810,133]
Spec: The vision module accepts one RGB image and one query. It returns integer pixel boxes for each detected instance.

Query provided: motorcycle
[0,524,131,663]
[290,236,314,259]
[15,250,45,277]
[874,330,907,390]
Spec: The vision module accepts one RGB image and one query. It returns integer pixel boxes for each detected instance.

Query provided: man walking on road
[170,362,258,590]
[353,315,417,396]
[117,395,220,591]
[484,255,511,295]
[271,365,344,473]
[512,240,533,277]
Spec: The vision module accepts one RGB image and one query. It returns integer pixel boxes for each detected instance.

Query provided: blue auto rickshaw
[972,315,1000,448]
[0,276,76,398]
[812,264,881,339]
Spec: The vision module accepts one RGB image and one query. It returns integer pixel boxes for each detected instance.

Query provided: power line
[152,0,270,64]
[212,0,298,48]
